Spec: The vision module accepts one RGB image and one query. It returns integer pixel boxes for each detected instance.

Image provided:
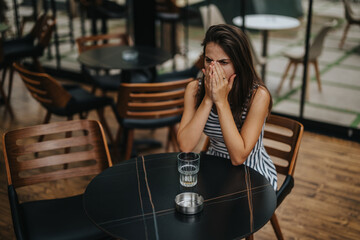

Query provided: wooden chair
[202,114,304,240]
[276,21,336,98]
[1,13,56,104]
[3,119,113,240]
[261,114,304,239]
[116,78,193,160]
[76,33,153,95]
[339,0,360,49]
[13,63,118,145]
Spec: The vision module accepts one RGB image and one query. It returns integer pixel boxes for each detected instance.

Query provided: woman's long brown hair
[196,24,272,124]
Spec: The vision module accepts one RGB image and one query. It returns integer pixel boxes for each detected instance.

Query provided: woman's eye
[219,61,228,65]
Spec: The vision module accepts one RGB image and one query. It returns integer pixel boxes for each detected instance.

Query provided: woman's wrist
[203,95,213,106]
[215,99,230,110]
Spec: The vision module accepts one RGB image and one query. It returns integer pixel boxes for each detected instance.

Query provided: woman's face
[204,42,235,80]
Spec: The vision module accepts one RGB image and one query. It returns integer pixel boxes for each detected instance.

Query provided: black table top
[77,45,171,71]
[83,152,276,240]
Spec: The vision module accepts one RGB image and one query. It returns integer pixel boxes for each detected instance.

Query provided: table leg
[261,30,268,83]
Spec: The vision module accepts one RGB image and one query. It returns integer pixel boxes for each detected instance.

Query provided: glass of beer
[177,152,200,187]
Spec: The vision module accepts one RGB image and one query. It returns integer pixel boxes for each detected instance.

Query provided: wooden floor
[1,72,360,239]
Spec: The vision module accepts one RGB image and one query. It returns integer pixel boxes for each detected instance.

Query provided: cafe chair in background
[79,0,129,36]
[115,78,193,161]
[277,21,336,98]
[3,119,113,240]
[199,4,266,70]
[339,0,360,49]
[76,32,153,95]
[1,13,55,105]
[201,114,304,240]
[0,37,14,116]
[13,63,118,145]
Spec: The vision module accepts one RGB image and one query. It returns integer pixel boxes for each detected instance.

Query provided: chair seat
[283,47,305,61]
[3,37,43,62]
[121,115,182,129]
[21,194,109,240]
[46,85,113,116]
[87,0,127,19]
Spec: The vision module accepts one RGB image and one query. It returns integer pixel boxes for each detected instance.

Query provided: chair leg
[305,65,310,101]
[63,115,74,169]
[313,60,322,92]
[270,213,284,240]
[38,111,52,143]
[124,129,134,160]
[289,63,298,88]
[276,61,293,94]
[114,126,124,162]
[246,234,254,240]
[339,23,350,49]
[0,79,14,117]
[96,108,115,145]
[7,67,14,103]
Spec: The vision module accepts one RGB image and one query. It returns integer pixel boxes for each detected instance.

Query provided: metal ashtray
[175,192,204,215]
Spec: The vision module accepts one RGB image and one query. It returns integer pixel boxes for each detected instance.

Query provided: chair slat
[128,99,184,111]
[127,108,184,119]
[12,165,102,188]
[129,89,185,101]
[12,151,99,171]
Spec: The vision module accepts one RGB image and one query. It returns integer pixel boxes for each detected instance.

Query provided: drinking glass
[177,152,200,187]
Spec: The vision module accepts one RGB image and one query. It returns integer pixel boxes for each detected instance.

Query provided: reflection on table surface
[83,152,276,240]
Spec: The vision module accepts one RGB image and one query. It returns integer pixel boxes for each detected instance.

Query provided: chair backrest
[201,115,303,178]
[117,78,193,119]
[3,119,112,188]
[29,13,56,48]
[76,33,130,54]
[263,115,304,177]
[309,21,336,60]
[13,63,71,109]
[199,4,226,31]
[342,0,356,22]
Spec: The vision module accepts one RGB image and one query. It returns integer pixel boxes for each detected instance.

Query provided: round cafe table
[83,152,276,240]
[77,45,171,83]
[233,14,300,82]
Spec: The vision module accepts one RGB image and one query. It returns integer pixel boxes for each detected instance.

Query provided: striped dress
[203,84,278,190]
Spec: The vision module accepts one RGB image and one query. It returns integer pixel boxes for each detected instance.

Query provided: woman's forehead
[205,42,229,60]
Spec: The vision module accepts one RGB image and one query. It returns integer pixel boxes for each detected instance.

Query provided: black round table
[77,45,171,82]
[83,152,276,240]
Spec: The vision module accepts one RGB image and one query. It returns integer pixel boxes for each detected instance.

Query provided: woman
[177,24,277,190]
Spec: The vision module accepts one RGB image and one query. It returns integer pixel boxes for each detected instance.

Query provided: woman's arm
[216,87,270,165]
[177,80,213,152]
[211,61,269,165]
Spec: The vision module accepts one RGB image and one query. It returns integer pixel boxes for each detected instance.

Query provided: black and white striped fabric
[203,85,278,190]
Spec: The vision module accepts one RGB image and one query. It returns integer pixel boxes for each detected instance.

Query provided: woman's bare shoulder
[252,85,270,105]
[185,79,199,94]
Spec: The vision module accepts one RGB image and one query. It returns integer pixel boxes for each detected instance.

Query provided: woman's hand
[202,67,213,105]
[210,61,236,107]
